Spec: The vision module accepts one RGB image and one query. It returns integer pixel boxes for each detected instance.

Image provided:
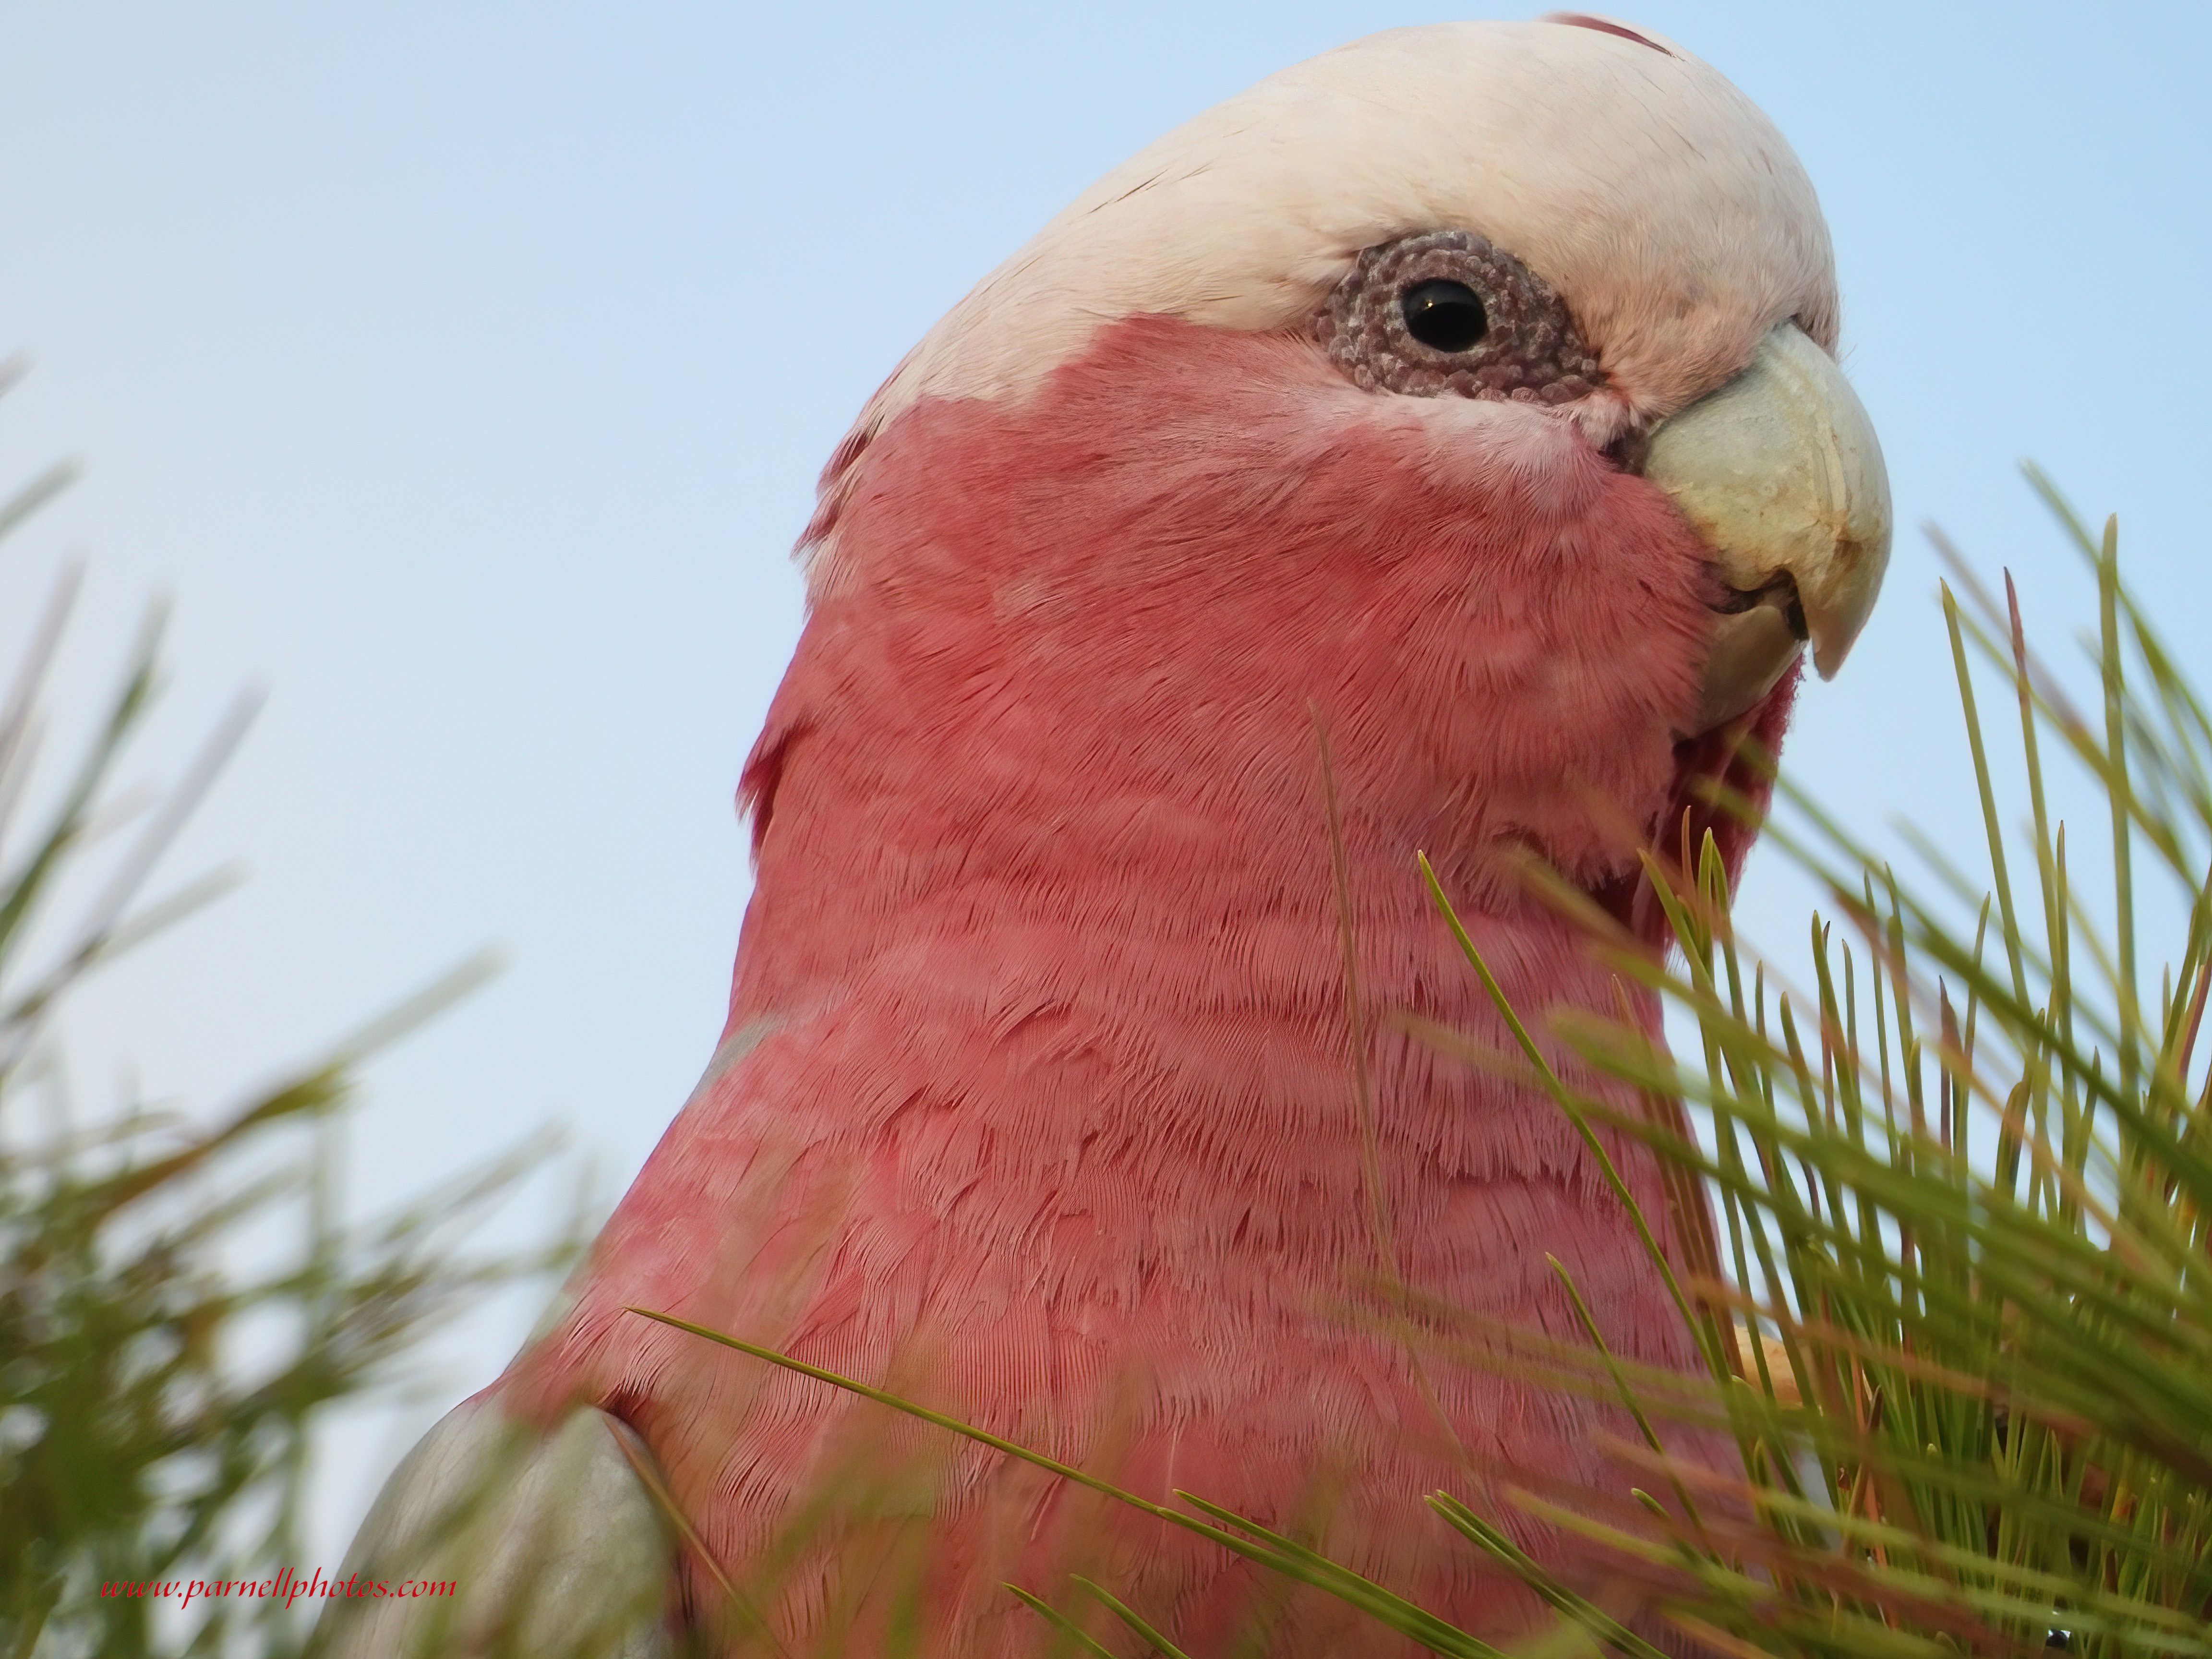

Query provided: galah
[325,16,1887,1657]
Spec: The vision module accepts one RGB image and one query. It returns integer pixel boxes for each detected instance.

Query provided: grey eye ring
[1318,228,1604,407]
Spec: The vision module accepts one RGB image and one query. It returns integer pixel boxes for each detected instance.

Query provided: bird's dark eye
[1317,228,1604,408]
[1401,280,1487,353]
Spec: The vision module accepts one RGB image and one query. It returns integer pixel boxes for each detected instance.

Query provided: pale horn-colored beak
[1641,321,1891,735]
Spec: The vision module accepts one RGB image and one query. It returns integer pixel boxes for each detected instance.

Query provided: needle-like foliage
[0,413,575,1659]
[1413,479,2212,1656]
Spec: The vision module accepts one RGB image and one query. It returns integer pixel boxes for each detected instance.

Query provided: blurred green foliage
[1414,482,2212,1655]
[0,409,573,1659]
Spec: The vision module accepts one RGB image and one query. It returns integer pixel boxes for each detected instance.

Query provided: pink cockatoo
[325,16,1887,1658]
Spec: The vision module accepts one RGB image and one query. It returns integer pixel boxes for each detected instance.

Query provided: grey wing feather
[312,1400,677,1659]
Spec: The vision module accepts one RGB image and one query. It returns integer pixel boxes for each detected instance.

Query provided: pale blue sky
[4,1,2207,1556]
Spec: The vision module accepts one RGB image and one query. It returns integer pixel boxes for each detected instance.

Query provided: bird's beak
[1640,321,1891,735]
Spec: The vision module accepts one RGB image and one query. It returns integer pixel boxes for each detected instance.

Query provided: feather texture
[504,315,1792,1652]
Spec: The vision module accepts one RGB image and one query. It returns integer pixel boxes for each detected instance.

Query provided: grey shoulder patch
[312,1400,676,1659]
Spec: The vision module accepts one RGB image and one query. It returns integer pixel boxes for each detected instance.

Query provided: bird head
[750,12,1888,952]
